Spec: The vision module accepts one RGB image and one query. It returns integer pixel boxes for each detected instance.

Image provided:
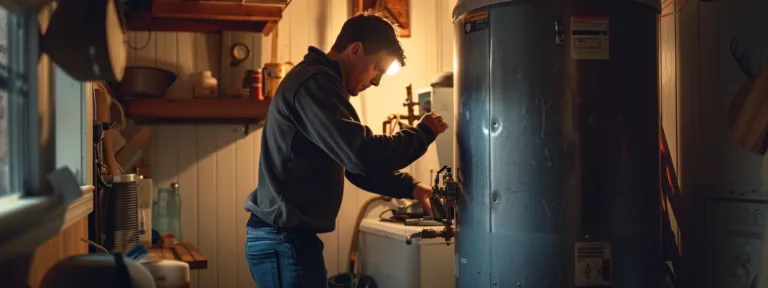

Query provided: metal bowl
[112,66,177,98]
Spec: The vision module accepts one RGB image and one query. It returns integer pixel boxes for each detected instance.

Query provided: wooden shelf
[149,241,208,270]
[126,98,271,124]
[124,1,286,34]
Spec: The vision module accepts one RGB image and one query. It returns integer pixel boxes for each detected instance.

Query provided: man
[243,12,449,288]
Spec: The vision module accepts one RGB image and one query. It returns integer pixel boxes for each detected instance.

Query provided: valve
[405,165,458,245]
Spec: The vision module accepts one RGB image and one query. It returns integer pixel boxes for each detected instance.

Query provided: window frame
[0,5,93,262]
[0,5,32,199]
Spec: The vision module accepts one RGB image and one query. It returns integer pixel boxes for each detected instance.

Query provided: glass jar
[152,183,182,241]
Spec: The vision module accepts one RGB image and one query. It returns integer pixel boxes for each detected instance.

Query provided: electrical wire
[378,209,391,220]
[93,122,111,247]
[661,0,675,12]
[127,30,152,51]
[81,237,110,254]
[660,0,689,19]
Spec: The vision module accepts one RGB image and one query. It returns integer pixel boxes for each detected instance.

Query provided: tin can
[263,62,294,99]
[251,70,263,100]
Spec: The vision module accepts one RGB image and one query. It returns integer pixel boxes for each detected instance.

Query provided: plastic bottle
[194,70,218,98]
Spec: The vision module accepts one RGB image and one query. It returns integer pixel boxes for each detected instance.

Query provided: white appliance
[137,177,154,247]
[358,219,455,288]
[412,71,455,184]
[420,71,455,168]
[702,195,768,288]
[140,256,191,288]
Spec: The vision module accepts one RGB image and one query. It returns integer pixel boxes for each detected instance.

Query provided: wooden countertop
[149,241,207,270]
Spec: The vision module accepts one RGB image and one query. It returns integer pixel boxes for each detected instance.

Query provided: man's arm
[291,73,437,175]
[344,170,418,199]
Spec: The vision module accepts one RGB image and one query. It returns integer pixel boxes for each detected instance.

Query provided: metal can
[251,70,263,100]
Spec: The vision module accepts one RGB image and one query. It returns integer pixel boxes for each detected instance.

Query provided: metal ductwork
[452,0,661,287]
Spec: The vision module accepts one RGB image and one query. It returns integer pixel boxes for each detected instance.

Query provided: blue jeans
[245,226,328,288]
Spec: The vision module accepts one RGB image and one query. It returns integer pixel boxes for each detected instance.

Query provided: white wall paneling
[125,1,456,286]
[659,0,768,285]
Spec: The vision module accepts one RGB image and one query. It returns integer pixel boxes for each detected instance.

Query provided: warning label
[570,16,610,60]
[575,242,611,286]
[463,11,489,34]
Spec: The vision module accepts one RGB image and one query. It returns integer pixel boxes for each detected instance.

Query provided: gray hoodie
[244,46,436,233]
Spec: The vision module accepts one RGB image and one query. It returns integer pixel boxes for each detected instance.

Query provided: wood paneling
[660,0,768,286]
[671,0,766,192]
[26,218,90,288]
[0,217,90,288]
[126,1,455,287]
[659,0,680,251]
[660,0,678,173]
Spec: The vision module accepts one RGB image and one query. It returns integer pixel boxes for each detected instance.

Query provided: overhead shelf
[125,98,271,124]
[124,0,288,34]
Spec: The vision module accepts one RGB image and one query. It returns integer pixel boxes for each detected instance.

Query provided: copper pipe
[402,84,420,126]
[382,84,422,135]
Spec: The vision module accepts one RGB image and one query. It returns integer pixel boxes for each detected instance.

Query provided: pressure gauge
[231,43,251,63]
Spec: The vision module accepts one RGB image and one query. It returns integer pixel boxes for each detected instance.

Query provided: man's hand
[413,183,434,216]
[419,112,449,136]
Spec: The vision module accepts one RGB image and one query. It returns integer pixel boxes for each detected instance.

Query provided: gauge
[231,43,251,63]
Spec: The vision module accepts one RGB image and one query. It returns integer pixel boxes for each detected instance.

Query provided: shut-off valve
[406,165,457,246]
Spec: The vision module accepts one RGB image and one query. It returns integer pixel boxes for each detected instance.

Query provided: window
[0,6,29,198]
[0,4,93,258]
[0,7,8,196]
[54,63,88,185]
[0,4,89,199]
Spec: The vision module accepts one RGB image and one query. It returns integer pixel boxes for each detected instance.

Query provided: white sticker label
[571,16,610,60]
[575,242,611,286]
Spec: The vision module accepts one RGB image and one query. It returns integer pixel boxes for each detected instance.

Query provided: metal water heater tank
[452,0,662,287]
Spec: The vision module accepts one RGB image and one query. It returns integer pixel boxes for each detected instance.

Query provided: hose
[327,195,391,288]
[349,196,391,274]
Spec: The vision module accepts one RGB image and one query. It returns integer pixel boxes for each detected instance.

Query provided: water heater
[452,0,661,287]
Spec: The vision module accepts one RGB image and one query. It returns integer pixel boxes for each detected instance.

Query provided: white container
[358,219,456,288]
[141,259,190,288]
[136,178,154,248]
[194,70,218,98]
[430,85,455,168]
[410,80,455,185]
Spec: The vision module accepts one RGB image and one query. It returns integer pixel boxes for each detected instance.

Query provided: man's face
[342,43,396,96]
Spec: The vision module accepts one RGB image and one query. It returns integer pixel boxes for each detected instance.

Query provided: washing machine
[358,218,456,288]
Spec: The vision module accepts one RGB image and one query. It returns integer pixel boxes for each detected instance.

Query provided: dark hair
[330,11,406,67]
